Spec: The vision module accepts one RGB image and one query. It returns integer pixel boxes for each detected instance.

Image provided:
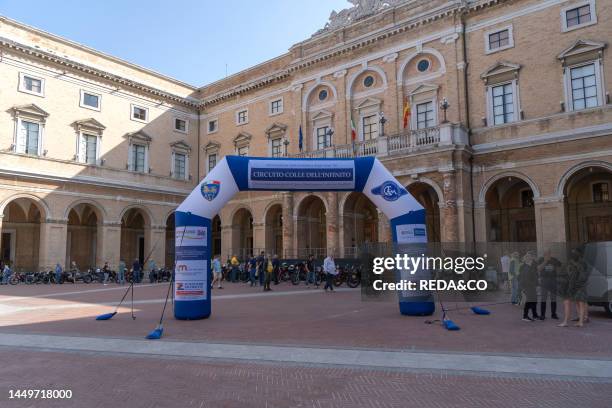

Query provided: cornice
[0,36,200,108]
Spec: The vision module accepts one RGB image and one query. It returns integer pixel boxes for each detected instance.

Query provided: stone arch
[118,204,153,226]
[555,160,612,198]
[296,194,328,258]
[341,192,379,257]
[0,193,50,221]
[294,192,329,215]
[397,47,447,83]
[64,198,106,223]
[263,201,284,257]
[347,65,388,98]
[230,206,254,259]
[406,177,444,204]
[302,80,338,112]
[478,171,541,206]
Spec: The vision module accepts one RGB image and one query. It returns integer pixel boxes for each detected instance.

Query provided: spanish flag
[403,98,411,128]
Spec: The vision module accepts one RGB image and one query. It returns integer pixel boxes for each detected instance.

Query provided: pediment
[310,109,333,121]
[407,83,439,96]
[233,132,252,145]
[73,118,106,132]
[11,103,49,119]
[124,130,152,143]
[265,122,287,135]
[204,141,221,152]
[558,39,606,60]
[170,140,191,152]
[354,97,382,109]
[481,61,521,80]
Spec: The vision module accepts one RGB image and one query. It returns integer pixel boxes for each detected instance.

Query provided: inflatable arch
[174,156,434,319]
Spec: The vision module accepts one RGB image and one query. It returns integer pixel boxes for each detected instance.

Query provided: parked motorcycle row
[1,267,172,285]
[222,261,362,288]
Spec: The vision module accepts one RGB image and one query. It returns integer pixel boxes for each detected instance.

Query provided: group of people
[501,248,591,327]
[210,252,340,292]
[49,258,155,285]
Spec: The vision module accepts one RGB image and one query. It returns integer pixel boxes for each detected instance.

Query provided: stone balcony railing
[292,123,467,159]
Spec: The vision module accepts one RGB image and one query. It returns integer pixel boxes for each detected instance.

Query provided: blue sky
[0,0,349,86]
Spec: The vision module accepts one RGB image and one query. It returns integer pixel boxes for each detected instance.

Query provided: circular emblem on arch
[201,180,221,201]
[371,180,408,202]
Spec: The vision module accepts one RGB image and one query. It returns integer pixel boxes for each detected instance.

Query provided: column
[282,192,294,258]
[441,171,459,242]
[252,222,265,255]
[145,224,166,269]
[38,219,67,270]
[377,210,392,244]
[326,192,339,256]
[221,223,233,261]
[474,202,488,243]
[534,197,567,255]
[97,221,121,270]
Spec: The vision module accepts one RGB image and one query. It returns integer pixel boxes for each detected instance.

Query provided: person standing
[132,258,142,284]
[558,249,589,327]
[102,261,110,285]
[537,249,561,320]
[257,251,265,287]
[54,263,63,284]
[211,255,223,289]
[272,254,280,285]
[500,252,510,292]
[117,260,126,285]
[264,254,274,292]
[248,254,258,287]
[519,252,539,321]
[230,254,239,283]
[305,254,316,287]
[148,259,157,283]
[323,253,337,292]
[2,261,11,285]
[508,252,521,305]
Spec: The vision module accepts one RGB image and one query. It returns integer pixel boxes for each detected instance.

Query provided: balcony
[292,123,467,159]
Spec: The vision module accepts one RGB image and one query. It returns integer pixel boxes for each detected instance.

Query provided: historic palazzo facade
[1,0,611,271]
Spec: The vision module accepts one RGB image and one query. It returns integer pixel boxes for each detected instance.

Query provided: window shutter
[78,134,86,163]
[171,151,175,177]
[16,121,27,153]
[127,144,133,171]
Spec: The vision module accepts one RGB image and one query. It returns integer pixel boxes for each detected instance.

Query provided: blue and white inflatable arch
[174,156,434,319]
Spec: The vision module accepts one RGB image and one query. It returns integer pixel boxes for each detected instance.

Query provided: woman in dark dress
[558,249,589,327]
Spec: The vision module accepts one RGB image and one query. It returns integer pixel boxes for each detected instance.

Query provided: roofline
[0,15,199,91]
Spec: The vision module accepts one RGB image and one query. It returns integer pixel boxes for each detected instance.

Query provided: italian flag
[350,119,357,141]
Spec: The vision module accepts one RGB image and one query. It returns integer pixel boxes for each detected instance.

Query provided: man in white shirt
[323,253,337,292]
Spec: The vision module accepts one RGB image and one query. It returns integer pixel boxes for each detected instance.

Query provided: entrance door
[1,232,14,263]
[516,220,536,242]
[138,236,145,265]
[586,216,612,242]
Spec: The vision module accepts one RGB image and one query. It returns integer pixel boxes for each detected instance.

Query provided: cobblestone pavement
[1,282,611,407]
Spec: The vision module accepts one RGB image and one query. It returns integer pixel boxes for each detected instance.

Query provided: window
[363,75,374,88]
[174,118,187,133]
[491,83,515,125]
[521,189,534,208]
[237,145,249,156]
[236,109,248,125]
[131,105,148,122]
[566,4,591,27]
[416,102,435,129]
[270,99,283,115]
[318,89,328,101]
[593,182,609,203]
[316,126,331,150]
[570,63,599,110]
[417,59,430,73]
[132,144,146,172]
[83,134,98,165]
[208,119,218,134]
[18,73,44,96]
[173,152,186,180]
[208,153,217,172]
[80,90,101,110]
[21,121,40,155]
[362,114,378,140]
[270,138,282,157]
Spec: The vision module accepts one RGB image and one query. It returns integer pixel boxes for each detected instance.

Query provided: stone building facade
[1,0,611,271]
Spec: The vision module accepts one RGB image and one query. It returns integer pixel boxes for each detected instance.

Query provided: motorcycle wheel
[291,272,300,285]
[333,276,343,287]
[347,274,360,288]
[83,275,92,284]
[9,276,19,285]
